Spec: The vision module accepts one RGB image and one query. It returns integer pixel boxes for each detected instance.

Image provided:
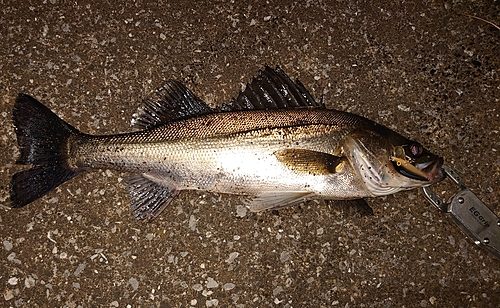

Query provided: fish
[10,66,445,220]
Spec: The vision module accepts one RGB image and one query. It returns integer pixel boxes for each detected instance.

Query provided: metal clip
[422,165,500,259]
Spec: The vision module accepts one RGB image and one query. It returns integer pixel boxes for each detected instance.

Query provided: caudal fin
[10,94,84,208]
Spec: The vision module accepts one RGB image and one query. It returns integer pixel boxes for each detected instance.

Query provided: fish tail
[10,94,84,208]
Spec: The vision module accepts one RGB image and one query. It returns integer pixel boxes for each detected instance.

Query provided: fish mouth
[391,156,444,182]
[417,157,445,182]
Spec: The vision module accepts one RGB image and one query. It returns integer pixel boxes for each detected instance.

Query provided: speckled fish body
[10,66,444,220]
[71,108,367,198]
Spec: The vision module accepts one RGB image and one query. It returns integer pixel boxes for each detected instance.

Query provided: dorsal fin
[218,66,323,111]
[131,81,213,130]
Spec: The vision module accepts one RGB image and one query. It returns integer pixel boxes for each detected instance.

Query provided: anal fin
[246,191,314,212]
[126,174,180,221]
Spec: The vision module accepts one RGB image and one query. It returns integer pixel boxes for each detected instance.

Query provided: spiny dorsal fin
[218,66,323,111]
[274,149,345,176]
[131,81,213,131]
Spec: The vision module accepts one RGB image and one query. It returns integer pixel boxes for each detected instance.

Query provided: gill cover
[345,123,444,196]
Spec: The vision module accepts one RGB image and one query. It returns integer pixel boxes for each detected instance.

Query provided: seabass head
[344,124,444,196]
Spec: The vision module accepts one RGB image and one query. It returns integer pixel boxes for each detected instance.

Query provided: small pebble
[8,277,18,285]
[206,299,219,307]
[74,263,85,277]
[223,283,235,290]
[192,284,203,291]
[129,277,139,291]
[236,204,247,218]
[206,277,218,288]
[3,240,13,251]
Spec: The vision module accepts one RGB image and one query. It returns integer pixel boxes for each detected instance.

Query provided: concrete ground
[1,0,499,307]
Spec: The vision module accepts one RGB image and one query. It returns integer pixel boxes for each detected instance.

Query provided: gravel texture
[1,1,499,307]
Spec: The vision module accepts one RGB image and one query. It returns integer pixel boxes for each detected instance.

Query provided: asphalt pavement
[1,1,499,307]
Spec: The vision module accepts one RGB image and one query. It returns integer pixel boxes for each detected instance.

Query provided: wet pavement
[1,0,499,307]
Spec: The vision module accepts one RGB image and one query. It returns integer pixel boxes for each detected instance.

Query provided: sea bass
[10,66,444,220]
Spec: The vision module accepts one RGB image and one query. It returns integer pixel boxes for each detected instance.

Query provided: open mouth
[418,157,445,182]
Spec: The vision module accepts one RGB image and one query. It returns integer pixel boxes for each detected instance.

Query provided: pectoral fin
[126,174,180,221]
[274,149,345,175]
[246,191,314,212]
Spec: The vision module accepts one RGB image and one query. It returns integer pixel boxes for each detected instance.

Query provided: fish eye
[410,143,423,157]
